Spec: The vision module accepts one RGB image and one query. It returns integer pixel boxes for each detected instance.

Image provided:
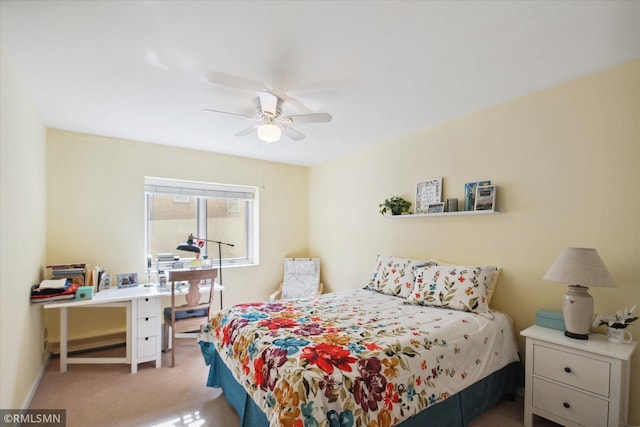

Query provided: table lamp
[176,234,201,254]
[543,247,615,340]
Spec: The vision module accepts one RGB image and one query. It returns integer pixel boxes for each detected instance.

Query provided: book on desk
[30,280,79,303]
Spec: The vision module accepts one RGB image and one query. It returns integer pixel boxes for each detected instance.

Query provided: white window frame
[144,177,259,267]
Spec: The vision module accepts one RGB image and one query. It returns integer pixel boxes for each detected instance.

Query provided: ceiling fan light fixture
[202,89,330,142]
[257,123,281,143]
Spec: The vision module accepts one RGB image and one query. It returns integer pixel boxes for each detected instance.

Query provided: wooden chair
[163,268,217,367]
[269,258,323,302]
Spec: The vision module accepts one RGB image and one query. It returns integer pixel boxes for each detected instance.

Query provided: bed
[198,257,521,427]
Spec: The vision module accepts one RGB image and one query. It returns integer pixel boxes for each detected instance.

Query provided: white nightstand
[521,325,636,427]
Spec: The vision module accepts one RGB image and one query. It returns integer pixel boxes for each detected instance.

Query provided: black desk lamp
[176,234,234,308]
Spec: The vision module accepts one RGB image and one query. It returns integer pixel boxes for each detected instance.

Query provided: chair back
[164,268,218,367]
[281,258,320,300]
[167,268,217,312]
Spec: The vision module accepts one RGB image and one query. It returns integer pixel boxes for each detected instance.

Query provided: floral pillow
[426,260,501,304]
[365,255,437,298]
[406,265,498,313]
[485,266,501,303]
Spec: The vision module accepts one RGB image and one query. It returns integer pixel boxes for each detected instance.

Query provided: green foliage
[379,196,412,215]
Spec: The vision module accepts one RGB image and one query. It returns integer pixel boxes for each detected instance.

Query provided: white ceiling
[1,1,639,166]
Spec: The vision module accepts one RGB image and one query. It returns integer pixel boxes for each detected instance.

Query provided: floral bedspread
[198,289,519,427]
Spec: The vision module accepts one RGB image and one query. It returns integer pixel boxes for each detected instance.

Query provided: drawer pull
[563,402,570,409]
[564,367,571,373]
[145,337,149,341]
[145,317,149,321]
[145,298,149,302]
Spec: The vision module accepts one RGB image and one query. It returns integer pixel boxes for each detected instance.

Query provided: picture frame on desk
[99,274,111,291]
[117,273,138,288]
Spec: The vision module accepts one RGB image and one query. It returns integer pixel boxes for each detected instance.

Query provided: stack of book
[157,253,175,263]
[30,263,87,303]
[156,253,177,272]
[30,278,79,303]
[86,266,107,292]
[47,263,87,286]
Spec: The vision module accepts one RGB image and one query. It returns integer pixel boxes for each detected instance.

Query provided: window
[144,177,258,267]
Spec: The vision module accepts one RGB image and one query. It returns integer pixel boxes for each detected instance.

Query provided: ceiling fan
[203,91,332,143]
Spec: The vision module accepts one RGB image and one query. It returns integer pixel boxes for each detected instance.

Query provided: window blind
[144,177,255,200]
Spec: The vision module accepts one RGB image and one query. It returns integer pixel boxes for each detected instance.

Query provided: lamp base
[562,285,593,340]
[564,330,589,340]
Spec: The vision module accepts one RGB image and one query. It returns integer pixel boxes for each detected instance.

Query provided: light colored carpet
[29,339,559,426]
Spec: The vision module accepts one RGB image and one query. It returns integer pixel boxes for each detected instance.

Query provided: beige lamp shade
[543,247,615,288]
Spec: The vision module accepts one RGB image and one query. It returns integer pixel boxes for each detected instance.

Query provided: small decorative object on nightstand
[521,325,637,427]
[593,304,637,344]
[543,247,615,340]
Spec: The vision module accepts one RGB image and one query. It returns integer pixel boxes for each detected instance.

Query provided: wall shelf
[386,210,500,219]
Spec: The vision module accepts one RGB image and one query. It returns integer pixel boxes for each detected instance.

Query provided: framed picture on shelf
[416,178,442,214]
[474,185,496,211]
[427,202,445,214]
[117,273,139,288]
[464,180,491,211]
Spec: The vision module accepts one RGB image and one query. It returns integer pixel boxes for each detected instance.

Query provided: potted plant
[379,196,412,216]
[593,304,637,343]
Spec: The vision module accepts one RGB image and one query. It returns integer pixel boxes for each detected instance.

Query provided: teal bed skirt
[200,341,522,426]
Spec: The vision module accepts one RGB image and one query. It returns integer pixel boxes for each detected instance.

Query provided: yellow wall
[0,51,48,408]
[308,60,640,423]
[44,129,309,344]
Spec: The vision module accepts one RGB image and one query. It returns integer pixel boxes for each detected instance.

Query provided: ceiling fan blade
[281,126,305,141]
[280,112,332,124]
[205,71,265,92]
[258,91,279,116]
[235,125,259,137]
[202,108,258,120]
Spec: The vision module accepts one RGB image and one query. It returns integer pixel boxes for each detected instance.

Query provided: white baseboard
[21,353,51,410]
[47,332,126,355]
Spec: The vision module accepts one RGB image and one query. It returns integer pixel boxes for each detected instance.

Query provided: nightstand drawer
[137,336,157,359]
[137,316,157,338]
[533,344,610,396]
[533,377,608,427]
[137,297,159,318]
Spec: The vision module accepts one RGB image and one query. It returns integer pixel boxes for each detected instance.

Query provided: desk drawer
[137,336,157,359]
[137,317,157,338]
[137,297,159,318]
[533,344,610,396]
[533,377,608,426]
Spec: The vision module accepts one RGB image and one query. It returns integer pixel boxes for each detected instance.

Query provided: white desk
[43,283,223,373]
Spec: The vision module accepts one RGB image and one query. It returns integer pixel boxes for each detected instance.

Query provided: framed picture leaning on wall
[427,202,445,214]
[416,178,442,214]
[464,180,491,211]
[474,185,496,211]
